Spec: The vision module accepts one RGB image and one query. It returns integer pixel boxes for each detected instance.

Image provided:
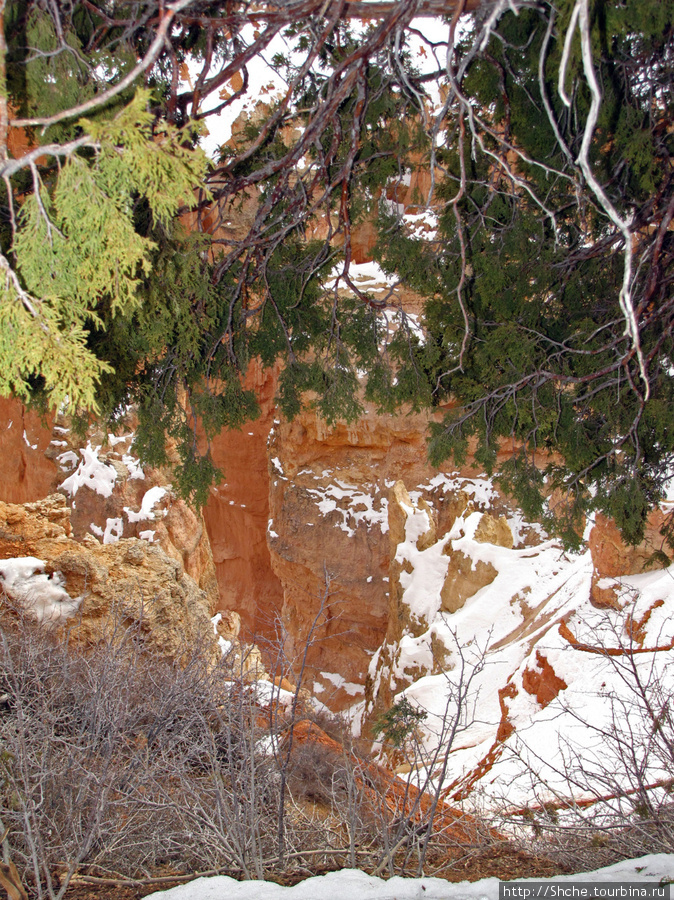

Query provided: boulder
[0,495,218,661]
[439,549,498,614]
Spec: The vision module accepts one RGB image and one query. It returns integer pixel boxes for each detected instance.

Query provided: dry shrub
[0,600,281,897]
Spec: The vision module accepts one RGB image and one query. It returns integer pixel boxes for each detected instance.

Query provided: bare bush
[0,590,533,893]
[370,631,494,878]
[0,590,404,894]
[503,600,674,872]
[0,599,288,895]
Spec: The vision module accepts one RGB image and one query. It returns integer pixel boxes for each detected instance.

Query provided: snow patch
[146,855,674,899]
[124,487,168,523]
[103,517,124,544]
[319,671,365,696]
[324,260,396,292]
[211,613,233,656]
[254,680,295,709]
[23,430,38,450]
[122,453,145,480]
[57,450,79,471]
[306,479,388,537]
[60,443,117,498]
[108,432,134,447]
[0,557,81,623]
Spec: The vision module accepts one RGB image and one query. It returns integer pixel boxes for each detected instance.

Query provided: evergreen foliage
[0,79,207,410]
[374,696,428,749]
[374,1,674,545]
[0,0,672,541]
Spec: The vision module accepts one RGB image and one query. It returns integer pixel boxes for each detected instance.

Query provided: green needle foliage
[374,1,674,546]
[0,0,672,544]
[0,88,207,411]
[374,696,428,749]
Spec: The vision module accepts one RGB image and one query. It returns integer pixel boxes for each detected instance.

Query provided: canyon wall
[0,398,59,504]
[2,363,673,809]
[2,378,672,712]
[204,360,285,643]
[0,493,218,659]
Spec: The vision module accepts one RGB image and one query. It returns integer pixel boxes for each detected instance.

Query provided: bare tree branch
[10,0,196,129]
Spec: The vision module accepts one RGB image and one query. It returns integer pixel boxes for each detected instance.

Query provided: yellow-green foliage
[0,91,208,412]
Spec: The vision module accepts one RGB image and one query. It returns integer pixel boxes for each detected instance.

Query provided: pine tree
[0,2,208,411]
[374,1,674,545]
[0,0,672,543]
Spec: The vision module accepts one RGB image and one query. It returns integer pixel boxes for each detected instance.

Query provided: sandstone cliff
[2,360,673,810]
[0,493,217,659]
[358,481,674,809]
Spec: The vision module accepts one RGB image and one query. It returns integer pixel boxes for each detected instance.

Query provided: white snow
[305,479,388,537]
[57,450,79,471]
[90,517,125,543]
[324,260,397,293]
[147,855,674,899]
[60,443,117,498]
[365,489,674,812]
[419,473,499,509]
[254,680,296,709]
[122,453,145,480]
[0,557,80,622]
[23,430,38,450]
[211,613,234,656]
[108,432,134,447]
[396,532,450,627]
[186,24,289,157]
[103,517,124,544]
[124,486,168,523]
[403,209,439,241]
[319,671,365,696]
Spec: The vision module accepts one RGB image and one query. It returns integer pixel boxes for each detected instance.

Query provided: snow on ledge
[60,443,117,498]
[0,557,81,623]
[122,453,145,480]
[124,487,168,523]
[319,670,365,696]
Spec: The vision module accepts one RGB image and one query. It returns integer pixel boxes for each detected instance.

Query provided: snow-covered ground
[353,479,674,811]
[148,855,674,899]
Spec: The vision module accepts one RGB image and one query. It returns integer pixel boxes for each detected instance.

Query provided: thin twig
[11,0,196,129]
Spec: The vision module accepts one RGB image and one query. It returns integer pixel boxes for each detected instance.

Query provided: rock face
[265,402,526,709]
[203,360,285,641]
[47,424,219,606]
[360,478,674,812]
[364,478,521,716]
[0,494,218,659]
[0,404,221,654]
[588,511,673,607]
[3,348,673,817]
[0,397,58,504]
[266,404,466,709]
